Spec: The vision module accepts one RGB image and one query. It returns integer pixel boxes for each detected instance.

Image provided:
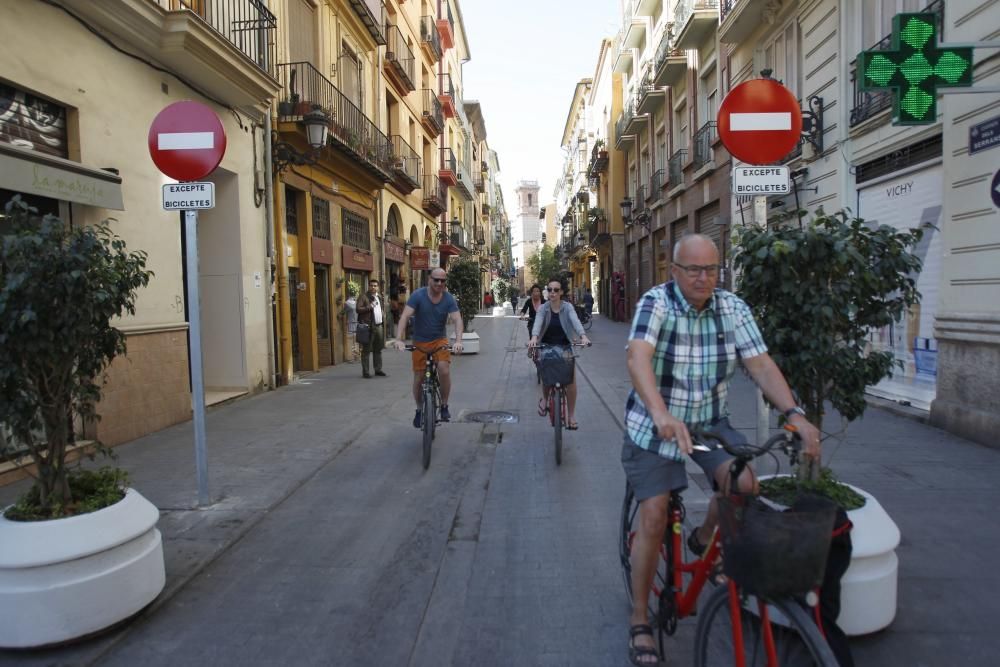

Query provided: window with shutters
[340,45,363,110]
[287,0,318,67]
[342,209,370,250]
[762,19,801,98]
[312,198,330,239]
[285,186,299,235]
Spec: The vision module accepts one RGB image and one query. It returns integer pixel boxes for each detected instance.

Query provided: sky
[459,0,621,212]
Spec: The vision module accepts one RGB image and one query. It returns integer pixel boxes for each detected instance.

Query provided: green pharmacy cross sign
[857,12,973,125]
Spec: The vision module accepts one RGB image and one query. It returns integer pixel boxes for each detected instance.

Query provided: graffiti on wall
[0,84,67,158]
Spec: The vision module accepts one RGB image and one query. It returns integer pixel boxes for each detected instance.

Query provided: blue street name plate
[969,116,1000,155]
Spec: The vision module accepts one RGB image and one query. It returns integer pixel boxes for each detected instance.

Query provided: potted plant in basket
[0,197,162,648]
[734,207,925,636]
[446,256,482,354]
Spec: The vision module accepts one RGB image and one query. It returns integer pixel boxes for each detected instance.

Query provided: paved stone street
[2,313,999,666]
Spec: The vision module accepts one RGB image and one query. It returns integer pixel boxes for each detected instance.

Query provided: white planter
[492,306,506,317]
[450,331,480,354]
[759,476,900,636]
[0,488,166,648]
[502,301,515,316]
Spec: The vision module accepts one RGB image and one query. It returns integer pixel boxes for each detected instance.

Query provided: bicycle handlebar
[651,425,802,460]
[403,344,452,354]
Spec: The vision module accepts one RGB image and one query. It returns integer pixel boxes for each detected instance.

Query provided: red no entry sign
[717,79,802,165]
[148,101,227,181]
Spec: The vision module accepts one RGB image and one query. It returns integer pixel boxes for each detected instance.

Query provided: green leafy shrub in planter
[346,280,361,297]
[760,468,866,511]
[0,197,152,520]
[446,257,481,331]
[5,468,129,521]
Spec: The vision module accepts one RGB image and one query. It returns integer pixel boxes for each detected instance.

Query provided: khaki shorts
[411,338,450,372]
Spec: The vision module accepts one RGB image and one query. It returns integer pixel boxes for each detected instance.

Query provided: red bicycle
[620,428,838,666]
[532,342,587,465]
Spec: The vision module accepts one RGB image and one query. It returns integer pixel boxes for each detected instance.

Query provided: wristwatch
[783,406,806,419]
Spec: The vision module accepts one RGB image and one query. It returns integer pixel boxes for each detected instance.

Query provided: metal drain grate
[461,410,519,424]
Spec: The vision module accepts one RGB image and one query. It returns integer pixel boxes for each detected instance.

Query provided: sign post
[148,101,227,507]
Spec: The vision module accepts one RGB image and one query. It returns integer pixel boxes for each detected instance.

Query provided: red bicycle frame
[546,386,566,427]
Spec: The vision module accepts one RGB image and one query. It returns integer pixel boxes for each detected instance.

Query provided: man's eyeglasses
[674,263,721,278]
[430,278,447,284]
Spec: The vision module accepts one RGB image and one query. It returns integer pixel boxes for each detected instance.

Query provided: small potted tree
[734,207,924,636]
[446,256,482,354]
[0,198,162,647]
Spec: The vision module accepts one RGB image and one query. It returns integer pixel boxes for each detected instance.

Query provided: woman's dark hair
[529,283,543,296]
[546,276,567,293]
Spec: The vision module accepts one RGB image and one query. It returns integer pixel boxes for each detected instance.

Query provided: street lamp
[272,105,330,172]
[619,196,633,224]
[620,194,650,231]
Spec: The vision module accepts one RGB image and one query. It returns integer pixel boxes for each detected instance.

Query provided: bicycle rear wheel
[694,586,838,667]
[583,314,593,331]
[553,388,563,465]
[421,385,435,469]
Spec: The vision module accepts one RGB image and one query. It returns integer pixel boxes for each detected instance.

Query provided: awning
[0,142,124,210]
[438,243,461,257]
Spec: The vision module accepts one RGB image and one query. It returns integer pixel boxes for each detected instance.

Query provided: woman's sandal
[628,624,659,666]
[566,421,579,430]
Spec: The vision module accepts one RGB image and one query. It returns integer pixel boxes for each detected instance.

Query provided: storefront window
[342,209,370,249]
[312,198,330,239]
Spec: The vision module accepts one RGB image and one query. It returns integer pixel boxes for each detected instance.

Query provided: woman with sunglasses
[519,284,544,337]
[529,278,592,430]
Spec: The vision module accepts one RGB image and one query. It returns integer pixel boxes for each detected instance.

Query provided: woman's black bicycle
[405,344,450,469]
[575,304,593,331]
[531,342,588,465]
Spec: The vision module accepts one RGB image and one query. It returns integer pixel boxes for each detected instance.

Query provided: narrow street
[3,312,1000,666]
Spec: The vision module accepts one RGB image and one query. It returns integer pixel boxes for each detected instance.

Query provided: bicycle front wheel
[694,586,838,667]
[421,386,435,470]
[553,389,563,465]
[583,315,593,331]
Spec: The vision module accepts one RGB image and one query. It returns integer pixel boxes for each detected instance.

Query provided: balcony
[668,149,687,189]
[614,45,637,74]
[439,72,457,118]
[276,62,392,181]
[347,0,386,45]
[473,169,485,192]
[623,4,652,49]
[449,226,467,250]
[419,15,442,62]
[439,147,457,187]
[437,1,454,50]
[653,26,686,87]
[719,0,769,44]
[615,109,636,150]
[389,135,420,194]
[421,174,446,216]
[673,0,719,50]
[455,158,475,201]
[482,202,491,216]
[648,169,665,200]
[633,185,648,217]
[588,143,609,175]
[421,89,444,136]
[384,24,415,94]
[692,121,717,171]
[636,69,665,115]
[67,0,279,109]
[849,0,942,128]
[623,98,647,136]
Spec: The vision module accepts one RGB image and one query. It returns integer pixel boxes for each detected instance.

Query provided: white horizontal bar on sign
[729,112,792,131]
[158,132,215,150]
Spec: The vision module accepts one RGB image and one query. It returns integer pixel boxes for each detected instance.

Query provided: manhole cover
[462,410,519,424]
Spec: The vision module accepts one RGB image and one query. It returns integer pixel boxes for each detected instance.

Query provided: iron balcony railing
[456,157,474,200]
[634,184,648,213]
[849,0,942,127]
[616,100,636,142]
[390,135,420,189]
[421,89,443,133]
[422,174,446,212]
[158,0,276,76]
[674,0,719,30]
[347,0,386,45]
[648,169,665,199]
[440,147,456,173]
[439,71,455,99]
[692,121,717,170]
[473,169,485,192]
[589,143,609,175]
[275,62,393,179]
[385,23,415,91]
[720,0,737,23]
[668,149,687,187]
[419,15,442,61]
[654,23,683,71]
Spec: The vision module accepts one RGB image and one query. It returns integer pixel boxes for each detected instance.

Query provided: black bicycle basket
[538,347,574,386]
[717,493,837,598]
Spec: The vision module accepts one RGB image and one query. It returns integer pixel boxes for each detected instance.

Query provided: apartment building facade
[1,0,280,446]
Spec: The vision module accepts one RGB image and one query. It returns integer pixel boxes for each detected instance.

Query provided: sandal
[628,624,659,666]
[566,421,579,430]
[537,397,548,417]
[689,529,727,586]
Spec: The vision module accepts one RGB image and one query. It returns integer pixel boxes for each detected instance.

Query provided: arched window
[386,205,401,238]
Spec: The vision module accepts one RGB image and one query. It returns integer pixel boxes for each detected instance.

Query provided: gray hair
[672,233,718,263]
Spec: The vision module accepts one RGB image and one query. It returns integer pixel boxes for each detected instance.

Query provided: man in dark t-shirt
[393,267,463,426]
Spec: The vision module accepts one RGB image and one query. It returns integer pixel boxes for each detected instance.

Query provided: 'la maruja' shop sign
[342,246,374,271]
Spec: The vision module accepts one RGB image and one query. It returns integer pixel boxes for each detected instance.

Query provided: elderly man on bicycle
[393,267,463,427]
[623,234,822,666]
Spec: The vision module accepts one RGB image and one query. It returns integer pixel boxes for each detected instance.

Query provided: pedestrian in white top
[356,279,386,378]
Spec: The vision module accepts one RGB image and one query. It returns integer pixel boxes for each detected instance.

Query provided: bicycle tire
[694,586,838,667]
[421,384,434,470]
[583,315,593,331]
[619,487,670,621]
[553,388,563,465]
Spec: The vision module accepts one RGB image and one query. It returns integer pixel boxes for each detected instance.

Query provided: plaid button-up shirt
[624,281,768,460]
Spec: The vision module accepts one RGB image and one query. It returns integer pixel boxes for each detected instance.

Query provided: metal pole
[753,194,769,447]
[185,209,210,506]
